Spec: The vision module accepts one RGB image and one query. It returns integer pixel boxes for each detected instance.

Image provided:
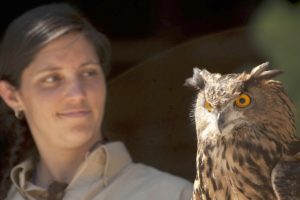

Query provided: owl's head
[185,62,296,141]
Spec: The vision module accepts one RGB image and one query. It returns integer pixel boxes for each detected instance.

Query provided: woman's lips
[57,110,91,118]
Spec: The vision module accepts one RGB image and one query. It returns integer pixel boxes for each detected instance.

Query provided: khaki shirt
[6,142,193,200]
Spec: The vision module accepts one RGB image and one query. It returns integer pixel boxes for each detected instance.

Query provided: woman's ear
[0,80,24,111]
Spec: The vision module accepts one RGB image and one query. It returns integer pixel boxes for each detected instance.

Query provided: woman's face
[17,32,106,151]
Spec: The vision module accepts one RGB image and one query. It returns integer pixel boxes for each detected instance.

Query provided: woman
[0,3,192,200]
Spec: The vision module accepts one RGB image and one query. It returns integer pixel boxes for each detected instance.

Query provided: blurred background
[1,0,299,181]
[0,0,267,79]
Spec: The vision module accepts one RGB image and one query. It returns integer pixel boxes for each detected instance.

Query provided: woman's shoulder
[105,162,193,200]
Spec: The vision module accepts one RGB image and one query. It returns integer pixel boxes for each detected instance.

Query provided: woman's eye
[81,69,98,77]
[235,93,252,108]
[43,75,61,83]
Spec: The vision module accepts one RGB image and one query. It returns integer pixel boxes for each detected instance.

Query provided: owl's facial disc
[216,108,244,134]
[216,93,253,134]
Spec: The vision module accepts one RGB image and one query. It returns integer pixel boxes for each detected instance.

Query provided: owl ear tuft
[247,62,283,82]
[184,68,206,90]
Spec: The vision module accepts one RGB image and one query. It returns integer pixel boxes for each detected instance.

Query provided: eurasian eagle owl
[185,62,300,200]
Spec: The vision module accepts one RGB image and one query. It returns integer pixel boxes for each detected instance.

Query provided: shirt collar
[10,141,132,197]
[102,141,132,186]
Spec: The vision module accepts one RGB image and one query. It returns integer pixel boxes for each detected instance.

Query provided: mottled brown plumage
[185,62,300,200]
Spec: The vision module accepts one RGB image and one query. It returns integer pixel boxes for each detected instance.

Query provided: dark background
[0,0,275,79]
[1,0,299,79]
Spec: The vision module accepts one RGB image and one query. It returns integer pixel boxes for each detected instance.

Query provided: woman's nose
[65,78,86,100]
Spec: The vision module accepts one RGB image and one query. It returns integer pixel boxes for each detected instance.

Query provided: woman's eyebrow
[79,61,100,68]
[34,65,61,75]
[34,61,100,74]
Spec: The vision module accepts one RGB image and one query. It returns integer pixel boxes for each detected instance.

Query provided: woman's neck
[34,138,102,189]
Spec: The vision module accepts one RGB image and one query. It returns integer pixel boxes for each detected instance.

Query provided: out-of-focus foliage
[250,0,300,135]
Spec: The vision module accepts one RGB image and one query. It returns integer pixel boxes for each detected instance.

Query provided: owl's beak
[217,112,225,133]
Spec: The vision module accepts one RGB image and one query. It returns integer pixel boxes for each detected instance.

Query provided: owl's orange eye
[204,100,213,112]
[235,94,251,108]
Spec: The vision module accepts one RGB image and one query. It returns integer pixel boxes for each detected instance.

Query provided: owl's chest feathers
[195,135,281,200]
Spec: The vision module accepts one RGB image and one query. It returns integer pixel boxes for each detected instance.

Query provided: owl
[185,62,300,200]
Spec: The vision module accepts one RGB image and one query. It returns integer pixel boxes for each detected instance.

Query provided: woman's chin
[63,129,100,149]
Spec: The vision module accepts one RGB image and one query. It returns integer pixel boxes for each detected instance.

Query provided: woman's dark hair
[0,3,111,198]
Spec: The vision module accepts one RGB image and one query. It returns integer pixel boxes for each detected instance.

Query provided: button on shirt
[6,142,193,200]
